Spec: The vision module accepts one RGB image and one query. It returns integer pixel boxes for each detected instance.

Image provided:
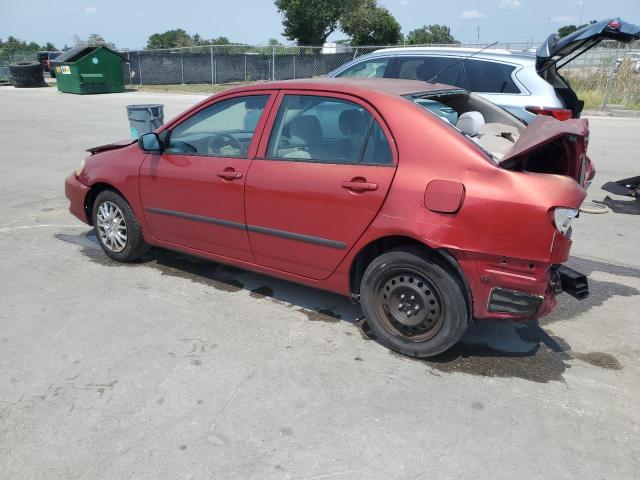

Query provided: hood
[537,18,640,72]
[498,115,591,187]
[86,138,136,155]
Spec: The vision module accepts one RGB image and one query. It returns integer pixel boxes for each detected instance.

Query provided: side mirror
[139,132,163,154]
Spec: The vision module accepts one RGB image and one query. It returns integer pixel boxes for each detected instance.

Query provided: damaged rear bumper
[456,252,589,320]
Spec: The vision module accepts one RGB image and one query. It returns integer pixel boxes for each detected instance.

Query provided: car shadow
[55,230,623,382]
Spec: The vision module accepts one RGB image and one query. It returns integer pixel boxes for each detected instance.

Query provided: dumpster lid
[52,45,128,64]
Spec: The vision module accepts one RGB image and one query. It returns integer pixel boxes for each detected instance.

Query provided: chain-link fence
[560,43,640,110]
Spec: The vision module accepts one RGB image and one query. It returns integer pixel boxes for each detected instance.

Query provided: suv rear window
[463,59,520,93]
[397,57,467,89]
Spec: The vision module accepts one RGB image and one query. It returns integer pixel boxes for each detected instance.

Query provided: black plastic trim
[247,224,347,250]
[145,207,347,250]
[146,207,245,231]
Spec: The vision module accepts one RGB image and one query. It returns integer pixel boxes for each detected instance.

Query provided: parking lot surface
[1,86,639,480]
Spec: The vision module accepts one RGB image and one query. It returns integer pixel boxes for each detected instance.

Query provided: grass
[128,82,255,95]
[563,60,640,111]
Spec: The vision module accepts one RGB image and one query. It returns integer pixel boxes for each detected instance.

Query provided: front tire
[360,247,469,358]
[92,190,147,262]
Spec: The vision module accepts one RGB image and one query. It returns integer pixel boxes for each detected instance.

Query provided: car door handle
[217,169,243,180]
[341,180,378,192]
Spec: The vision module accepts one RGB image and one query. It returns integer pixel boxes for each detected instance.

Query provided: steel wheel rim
[96,201,127,253]
[374,268,444,342]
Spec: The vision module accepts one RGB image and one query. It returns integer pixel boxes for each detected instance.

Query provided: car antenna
[425,41,499,84]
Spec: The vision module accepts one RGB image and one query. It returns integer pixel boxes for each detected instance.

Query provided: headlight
[553,208,578,237]
[75,159,86,177]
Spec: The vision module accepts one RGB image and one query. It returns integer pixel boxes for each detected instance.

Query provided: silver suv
[328,18,639,123]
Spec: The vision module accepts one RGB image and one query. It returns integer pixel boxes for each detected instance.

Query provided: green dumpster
[52,45,127,94]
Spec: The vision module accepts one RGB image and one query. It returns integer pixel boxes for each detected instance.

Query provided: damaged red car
[65,78,593,357]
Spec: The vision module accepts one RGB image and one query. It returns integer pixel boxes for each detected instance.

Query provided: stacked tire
[9,62,47,88]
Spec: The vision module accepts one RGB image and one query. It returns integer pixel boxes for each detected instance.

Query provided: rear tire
[92,190,147,262]
[360,247,469,358]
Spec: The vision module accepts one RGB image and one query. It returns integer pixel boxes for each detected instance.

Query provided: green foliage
[146,30,240,49]
[340,0,401,46]
[146,29,195,49]
[557,20,596,38]
[0,36,41,53]
[87,34,116,49]
[405,24,459,45]
[43,42,57,51]
[274,0,346,45]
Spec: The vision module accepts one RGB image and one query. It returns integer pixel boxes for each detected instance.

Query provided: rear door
[244,91,397,280]
[139,92,275,261]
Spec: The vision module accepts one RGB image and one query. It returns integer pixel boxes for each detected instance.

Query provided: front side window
[166,95,269,157]
[397,56,467,89]
[267,95,392,165]
[336,58,390,78]
[463,60,520,93]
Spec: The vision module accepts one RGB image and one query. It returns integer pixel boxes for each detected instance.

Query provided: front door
[245,92,397,280]
[139,93,273,261]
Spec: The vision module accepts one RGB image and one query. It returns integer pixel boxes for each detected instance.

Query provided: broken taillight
[526,106,573,121]
[552,207,578,237]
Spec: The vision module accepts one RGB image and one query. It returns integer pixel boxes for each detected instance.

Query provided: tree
[87,34,115,49]
[43,42,57,51]
[268,38,283,45]
[146,29,194,49]
[557,20,596,38]
[405,24,459,45]
[275,0,346,45]
[340,0,401,45]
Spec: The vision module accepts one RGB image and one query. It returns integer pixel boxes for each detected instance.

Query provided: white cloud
[461,10,489,20]
[400,0,411,6]
[498,0,522,9]
[84,6,97,15]
[550,15,578,23]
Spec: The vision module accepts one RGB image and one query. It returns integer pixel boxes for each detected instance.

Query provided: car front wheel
[92,190,147,262]
[359,247,469,358]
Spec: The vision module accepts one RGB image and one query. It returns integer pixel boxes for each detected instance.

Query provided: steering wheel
[207,133,246,156]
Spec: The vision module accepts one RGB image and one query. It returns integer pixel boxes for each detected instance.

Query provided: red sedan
[65,78,592,358]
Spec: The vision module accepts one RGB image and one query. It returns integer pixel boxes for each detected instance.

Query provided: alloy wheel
[96,200,127,253]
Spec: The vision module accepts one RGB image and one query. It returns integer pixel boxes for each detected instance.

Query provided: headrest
[339,109,368,136]
[456,111,485,137]
[289,115,322,144]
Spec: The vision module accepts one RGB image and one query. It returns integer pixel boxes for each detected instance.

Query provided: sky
[1,0,638,50]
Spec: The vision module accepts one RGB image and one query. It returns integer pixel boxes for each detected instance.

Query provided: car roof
[222,78,462,98]
[368,46,536,65]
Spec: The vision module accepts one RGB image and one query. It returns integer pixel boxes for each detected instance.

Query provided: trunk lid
[498,115,591,187]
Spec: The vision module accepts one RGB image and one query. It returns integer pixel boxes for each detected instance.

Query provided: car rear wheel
[360,247,469,358]
[92,190,147,262]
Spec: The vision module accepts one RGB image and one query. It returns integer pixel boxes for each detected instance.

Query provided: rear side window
[336,58,390,78]
[267,95,393,165]
[464,60,520,93]
[397,57,467,89]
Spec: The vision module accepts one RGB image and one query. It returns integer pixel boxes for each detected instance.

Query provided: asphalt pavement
[1,86,639,480]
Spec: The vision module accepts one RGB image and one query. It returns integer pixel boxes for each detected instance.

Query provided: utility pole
[477,26,480,43]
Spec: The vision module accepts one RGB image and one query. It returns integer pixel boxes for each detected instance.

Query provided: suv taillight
[526,106,573,121]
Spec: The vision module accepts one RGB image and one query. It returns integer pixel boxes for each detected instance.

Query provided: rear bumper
[457,252,588,321]
[65,173,90,224]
